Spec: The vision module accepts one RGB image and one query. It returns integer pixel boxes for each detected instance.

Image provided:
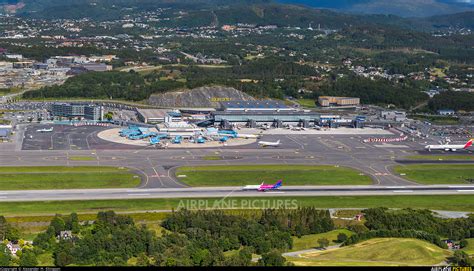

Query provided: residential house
[6,242,21,255]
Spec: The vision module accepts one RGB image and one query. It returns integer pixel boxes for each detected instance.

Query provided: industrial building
[0,125,12,142]
[318,96,360,107]
[437,109,455,116]
[380,111,407,122]
[157,122,201,138]
[136,109,182,124]
[50,103,104,121]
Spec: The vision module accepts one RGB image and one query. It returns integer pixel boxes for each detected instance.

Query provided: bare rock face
[148,86,255,108]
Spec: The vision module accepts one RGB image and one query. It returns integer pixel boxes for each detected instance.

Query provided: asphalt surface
[0,185,473,202]
[9,124,426,187]
[1,124,473,200]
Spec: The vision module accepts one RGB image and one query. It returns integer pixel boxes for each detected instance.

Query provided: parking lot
[22,125,143,150]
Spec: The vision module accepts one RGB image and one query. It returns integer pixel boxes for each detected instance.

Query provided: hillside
[288,238,452,266]
[2,0,473,30]
[279,0,474,17]
[148,86,255,108]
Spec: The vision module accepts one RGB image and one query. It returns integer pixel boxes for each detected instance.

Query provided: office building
[318,96,360,107]
[50,103,103,121]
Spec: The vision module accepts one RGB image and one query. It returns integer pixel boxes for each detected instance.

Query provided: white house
[6,242,21,255]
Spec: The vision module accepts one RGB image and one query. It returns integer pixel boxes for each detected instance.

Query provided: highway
[0,185,473,202]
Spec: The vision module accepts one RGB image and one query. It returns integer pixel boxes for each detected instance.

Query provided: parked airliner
[424,139,473,152]
[36,127,54,133]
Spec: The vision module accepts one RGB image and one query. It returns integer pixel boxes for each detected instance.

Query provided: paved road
[0,185,473,202]
[282,245,342,257]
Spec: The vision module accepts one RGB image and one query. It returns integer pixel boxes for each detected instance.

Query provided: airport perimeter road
[0,185,473,202]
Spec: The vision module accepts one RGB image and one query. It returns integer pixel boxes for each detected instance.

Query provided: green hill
[288,238,452,266]
[4,0,473,30]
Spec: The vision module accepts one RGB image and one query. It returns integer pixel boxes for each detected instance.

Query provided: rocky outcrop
[148,86,255,108]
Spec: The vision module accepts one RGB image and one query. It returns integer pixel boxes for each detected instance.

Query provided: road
[0,185,473,202]
[282,245,342,258]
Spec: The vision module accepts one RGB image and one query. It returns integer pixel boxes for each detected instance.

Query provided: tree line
[313,75,429,109]
[344,208,474,249]
[1,207,472,266]
[428,91,474,112]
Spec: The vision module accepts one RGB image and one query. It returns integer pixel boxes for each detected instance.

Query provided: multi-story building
[50,103,103,121]
[318,96,360,107]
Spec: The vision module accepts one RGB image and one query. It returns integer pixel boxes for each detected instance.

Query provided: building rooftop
[213,111,319,116]
[221,100,289,110]
[0,129,10,137]
[163,122,197,128]
[137,109,172,119]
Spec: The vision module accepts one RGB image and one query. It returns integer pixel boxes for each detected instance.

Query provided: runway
[0,124,474,204]
[0,185,473,202]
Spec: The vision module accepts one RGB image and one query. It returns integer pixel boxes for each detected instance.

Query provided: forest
[0,207,472,266]
[23,58,435,109]
[22,58,313,101]
[428,91,474,112]
[314,75,429,108]
[23,71,186,101]
[345,208,474,248]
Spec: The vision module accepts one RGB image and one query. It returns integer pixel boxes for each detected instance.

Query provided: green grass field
[7,212,171,241]
[410,114,460,125]
[201,155,223,161]
[36,252,54,266]
[0,166,140,190]
[175,165,372,186]
[291,229,354,251]
[68,156,97,161]
[0,195,472,216]
[297,99,316,108]
[394,164,474,184]
[462,238,474,256]
[288,238,451,266]
[406,155,474,161]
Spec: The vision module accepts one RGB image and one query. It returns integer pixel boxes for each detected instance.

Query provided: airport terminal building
[212,100,365,129]
[136,109,182,124]
[212,100,319,128]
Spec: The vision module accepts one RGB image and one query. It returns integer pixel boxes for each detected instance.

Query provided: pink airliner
[257,180,283,191]
[242,180,283,191]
